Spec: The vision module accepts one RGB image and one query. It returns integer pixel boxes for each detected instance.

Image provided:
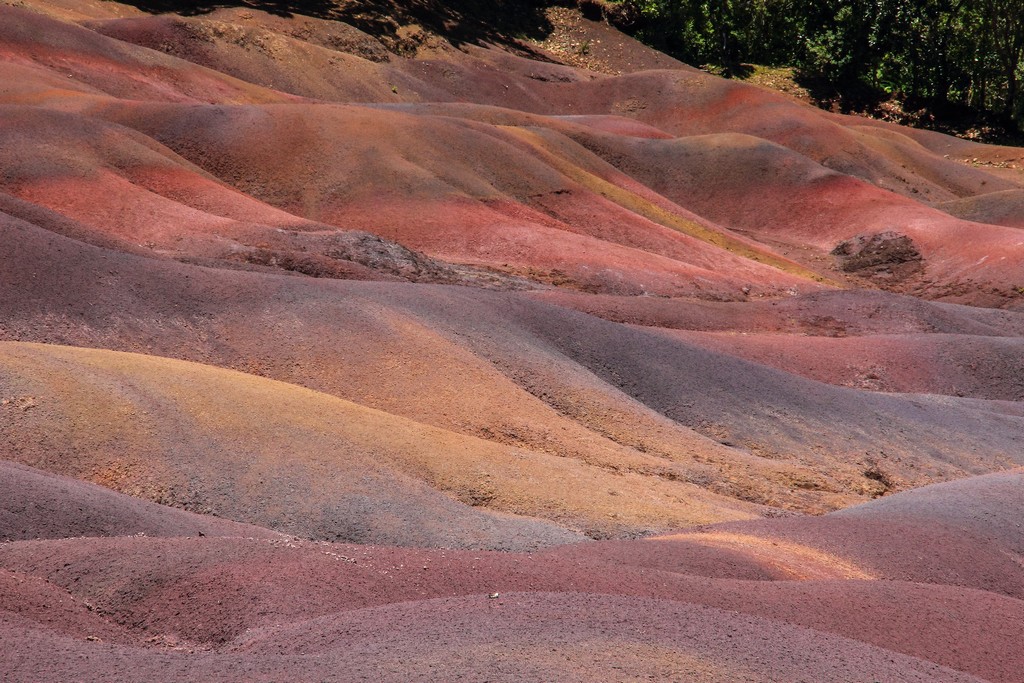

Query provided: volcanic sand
[3,471,1023,680]
[5,210,1024,521]
[2,1,1024,680]
[4,2,1024,302]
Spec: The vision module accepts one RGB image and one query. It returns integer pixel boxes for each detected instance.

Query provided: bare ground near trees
[2,0,1024,680]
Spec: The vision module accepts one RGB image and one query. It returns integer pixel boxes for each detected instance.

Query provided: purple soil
[0,460,281,541]
[710,515,1024,599]
[0,339,594,550]
[2,593,987,682]
[2,1,1024,680]
[0,5,295,105]
[834,468,1024,553]
[2,426,1023,681]
[0,571,139,645]
[940,189,1024,228]
[229,593,986,682]
[5,3,1024,302]
[1,525,1020,680]
[2,208,1023,522]
[88,100,815,297]
[649,329,1024,400]
[559,128,1024,300]
[533,288,1024,336]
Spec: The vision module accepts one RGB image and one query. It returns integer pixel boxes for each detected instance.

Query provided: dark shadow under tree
[108,0,557,53]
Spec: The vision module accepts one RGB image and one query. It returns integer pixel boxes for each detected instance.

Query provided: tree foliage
[622,0,1024,127]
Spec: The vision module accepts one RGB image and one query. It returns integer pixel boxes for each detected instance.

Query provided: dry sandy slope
[5,209,1024,518]
[537,288,1024,404]
[648,329,1024,400]
[535,288,1024,335]
[0,4,826,300]
[0,460,281,541]
[4,340,757,544]
[940,189,1024,228]
[1,470,1022,681]
[0,1,1022,679]
[833,467,1024,553]
[561,128,1024,301]
[2,2,1024,302]
[1,596,987,682]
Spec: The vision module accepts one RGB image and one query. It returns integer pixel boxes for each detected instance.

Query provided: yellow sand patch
[650,531,875,580]
[0,341,761,534]
[501,126,839,285]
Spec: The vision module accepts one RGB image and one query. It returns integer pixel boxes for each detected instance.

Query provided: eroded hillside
[2,1,1023,680]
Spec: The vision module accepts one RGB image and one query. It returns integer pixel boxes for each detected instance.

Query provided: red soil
[534,288,1024,335]
[3,471,1023,680]
[5,1,1023,301]
[2,594,988,681]
[651,329,1024,399]
[4,211,1023,520]
[2,0,1023,679]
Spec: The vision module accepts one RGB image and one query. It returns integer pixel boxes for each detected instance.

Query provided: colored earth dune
[1,0,1023,680]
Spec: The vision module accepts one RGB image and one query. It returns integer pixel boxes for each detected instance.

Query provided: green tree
[982,0,1024,116]
[620,0,1024,128]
